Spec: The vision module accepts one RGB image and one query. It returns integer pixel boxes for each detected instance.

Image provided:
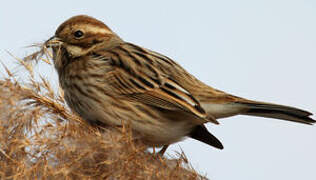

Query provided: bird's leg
[158,145,169,156]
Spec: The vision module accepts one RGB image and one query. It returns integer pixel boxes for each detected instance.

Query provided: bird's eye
[74,30,84,39]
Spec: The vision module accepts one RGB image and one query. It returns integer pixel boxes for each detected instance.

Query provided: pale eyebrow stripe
[86,26,112,34]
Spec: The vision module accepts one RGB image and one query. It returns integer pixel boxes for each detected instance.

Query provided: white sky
[1,1,316,179]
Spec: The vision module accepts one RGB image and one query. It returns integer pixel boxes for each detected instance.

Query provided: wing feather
[92,43,218,124]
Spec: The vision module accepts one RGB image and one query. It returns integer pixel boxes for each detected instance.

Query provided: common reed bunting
[45,15,315,155]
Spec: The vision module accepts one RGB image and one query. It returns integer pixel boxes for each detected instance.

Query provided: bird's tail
[236,101,315,125]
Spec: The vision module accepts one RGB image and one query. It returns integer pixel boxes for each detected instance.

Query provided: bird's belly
[63,87,196,146]
[134,120,195,147]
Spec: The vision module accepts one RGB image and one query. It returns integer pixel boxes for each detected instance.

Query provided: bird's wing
[93,44,218,124]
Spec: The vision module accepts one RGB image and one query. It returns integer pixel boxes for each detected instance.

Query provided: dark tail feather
[238,101,316,125]
[189,125,224,149]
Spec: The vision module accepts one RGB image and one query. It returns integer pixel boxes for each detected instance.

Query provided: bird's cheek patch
[65,44,87,57]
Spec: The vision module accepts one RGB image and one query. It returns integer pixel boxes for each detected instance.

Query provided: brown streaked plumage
[46,15,315,154]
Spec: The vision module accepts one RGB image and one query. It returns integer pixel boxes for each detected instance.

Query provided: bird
[45,15,315,155]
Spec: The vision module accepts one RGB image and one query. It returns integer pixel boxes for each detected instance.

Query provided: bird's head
[46,15,122,58]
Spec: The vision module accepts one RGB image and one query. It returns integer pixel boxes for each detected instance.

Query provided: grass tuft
[0,47,206,179]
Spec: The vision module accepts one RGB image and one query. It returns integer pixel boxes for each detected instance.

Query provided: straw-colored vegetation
[0,47,206,179]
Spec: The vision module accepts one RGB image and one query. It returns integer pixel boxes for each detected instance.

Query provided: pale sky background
[1,1,316,179]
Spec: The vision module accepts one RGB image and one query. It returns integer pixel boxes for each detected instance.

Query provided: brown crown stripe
[56,15,112,34]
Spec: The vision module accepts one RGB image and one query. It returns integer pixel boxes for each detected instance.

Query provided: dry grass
[0,48,207,179]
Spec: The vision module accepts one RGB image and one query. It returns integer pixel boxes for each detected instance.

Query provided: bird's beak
[45,36,63,48]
